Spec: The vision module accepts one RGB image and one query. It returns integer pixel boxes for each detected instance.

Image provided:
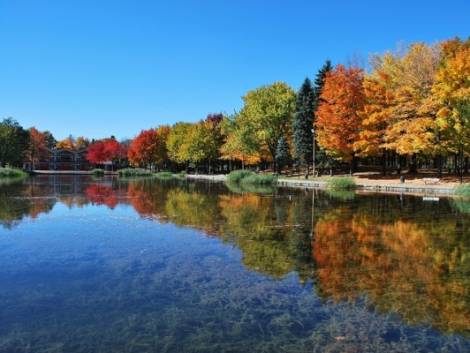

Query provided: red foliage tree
[128,129,165,168]
[86,138,122,165]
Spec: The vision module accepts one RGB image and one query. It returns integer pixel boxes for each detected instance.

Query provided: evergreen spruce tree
[275,136,291,172]
[313,60,333,172]
[292,78,315,173]
[313,60,333,110]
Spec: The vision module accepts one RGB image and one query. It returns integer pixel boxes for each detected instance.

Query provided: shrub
[91,168,105,176]
[328,176,356,190]
[226,170,255,183]
[118,168,153,177]
[155,171,174,179]
[241,173,277,186]
[454,184,470,198]
[0,167,28,179]
[226,170,277,186]
[178,171,187,178]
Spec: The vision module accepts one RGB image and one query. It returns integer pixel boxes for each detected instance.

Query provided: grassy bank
[0,167,28,179]
[118,169,187,180]
[227,170,277,186]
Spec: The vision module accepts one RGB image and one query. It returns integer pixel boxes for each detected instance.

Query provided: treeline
[1,36,469,177]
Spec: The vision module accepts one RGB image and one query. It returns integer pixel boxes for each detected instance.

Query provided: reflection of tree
[313,206,470,334]
[2,176,469,338]
[0,180,55,229]
[85,184,118,209]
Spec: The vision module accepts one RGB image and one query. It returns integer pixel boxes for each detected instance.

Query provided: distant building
[25,148,91,171]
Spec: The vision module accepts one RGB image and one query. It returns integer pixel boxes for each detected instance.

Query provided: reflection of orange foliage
[313,209,470,334]
[127,183,156,217]
[85,184,118,209]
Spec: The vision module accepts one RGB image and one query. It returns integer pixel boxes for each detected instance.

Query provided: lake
[0,176,469,353]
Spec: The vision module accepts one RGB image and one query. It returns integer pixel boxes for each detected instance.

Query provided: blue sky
[0,0,468,140]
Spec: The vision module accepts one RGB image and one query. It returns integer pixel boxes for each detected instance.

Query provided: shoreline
[187,174,456,197]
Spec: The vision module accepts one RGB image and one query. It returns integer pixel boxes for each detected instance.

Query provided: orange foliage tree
[315,65,365,168]
[128,128,168,169]
[26,127,49,168]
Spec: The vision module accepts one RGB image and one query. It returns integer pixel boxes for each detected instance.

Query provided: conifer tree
[313,60,333,173]
[275,136,291,172]
[292,78,314,173]
[313,60,333,110]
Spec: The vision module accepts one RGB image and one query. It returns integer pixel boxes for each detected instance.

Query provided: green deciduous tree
[238,82,296,164]
[0,118,29,167]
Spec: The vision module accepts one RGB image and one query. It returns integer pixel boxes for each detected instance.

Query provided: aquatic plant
[327,176,356,190]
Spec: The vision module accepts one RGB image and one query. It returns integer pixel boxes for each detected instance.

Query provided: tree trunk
[381,150,387,176]
[437,155,443,178]
[409,154,417,174]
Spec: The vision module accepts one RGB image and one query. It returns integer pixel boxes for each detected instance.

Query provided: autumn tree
[186,115,225,172]
[379,44,441,172]
[353,70,394,174]
[56,135,76,150]
[220,114,262,169]
[75,136,90,150]
[237,82,296,166]
[128,129,167,169]
[26,127,49,169]
[86,138,122,166]
[316,65,365,170]
[433,38,470,181]
[292,78,314,175]
[167,122,192,165]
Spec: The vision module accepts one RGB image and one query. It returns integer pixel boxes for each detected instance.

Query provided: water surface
[0,176,469,352]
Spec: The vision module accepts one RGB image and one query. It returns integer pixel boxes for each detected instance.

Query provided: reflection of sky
[0,189,469,352]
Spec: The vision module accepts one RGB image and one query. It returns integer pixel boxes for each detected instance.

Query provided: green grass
[454,184,470,198]
[226,170,277,186]
[0,167,28,179]
[327,176,356,190]
[226,170,255,183]
[155,171,175,179]
[118,168,154,177]
[91,168,105,176]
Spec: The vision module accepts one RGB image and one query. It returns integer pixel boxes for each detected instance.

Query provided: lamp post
[311,128,316,178]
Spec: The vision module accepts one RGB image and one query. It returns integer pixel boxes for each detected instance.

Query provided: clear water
[0,176,469,353]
